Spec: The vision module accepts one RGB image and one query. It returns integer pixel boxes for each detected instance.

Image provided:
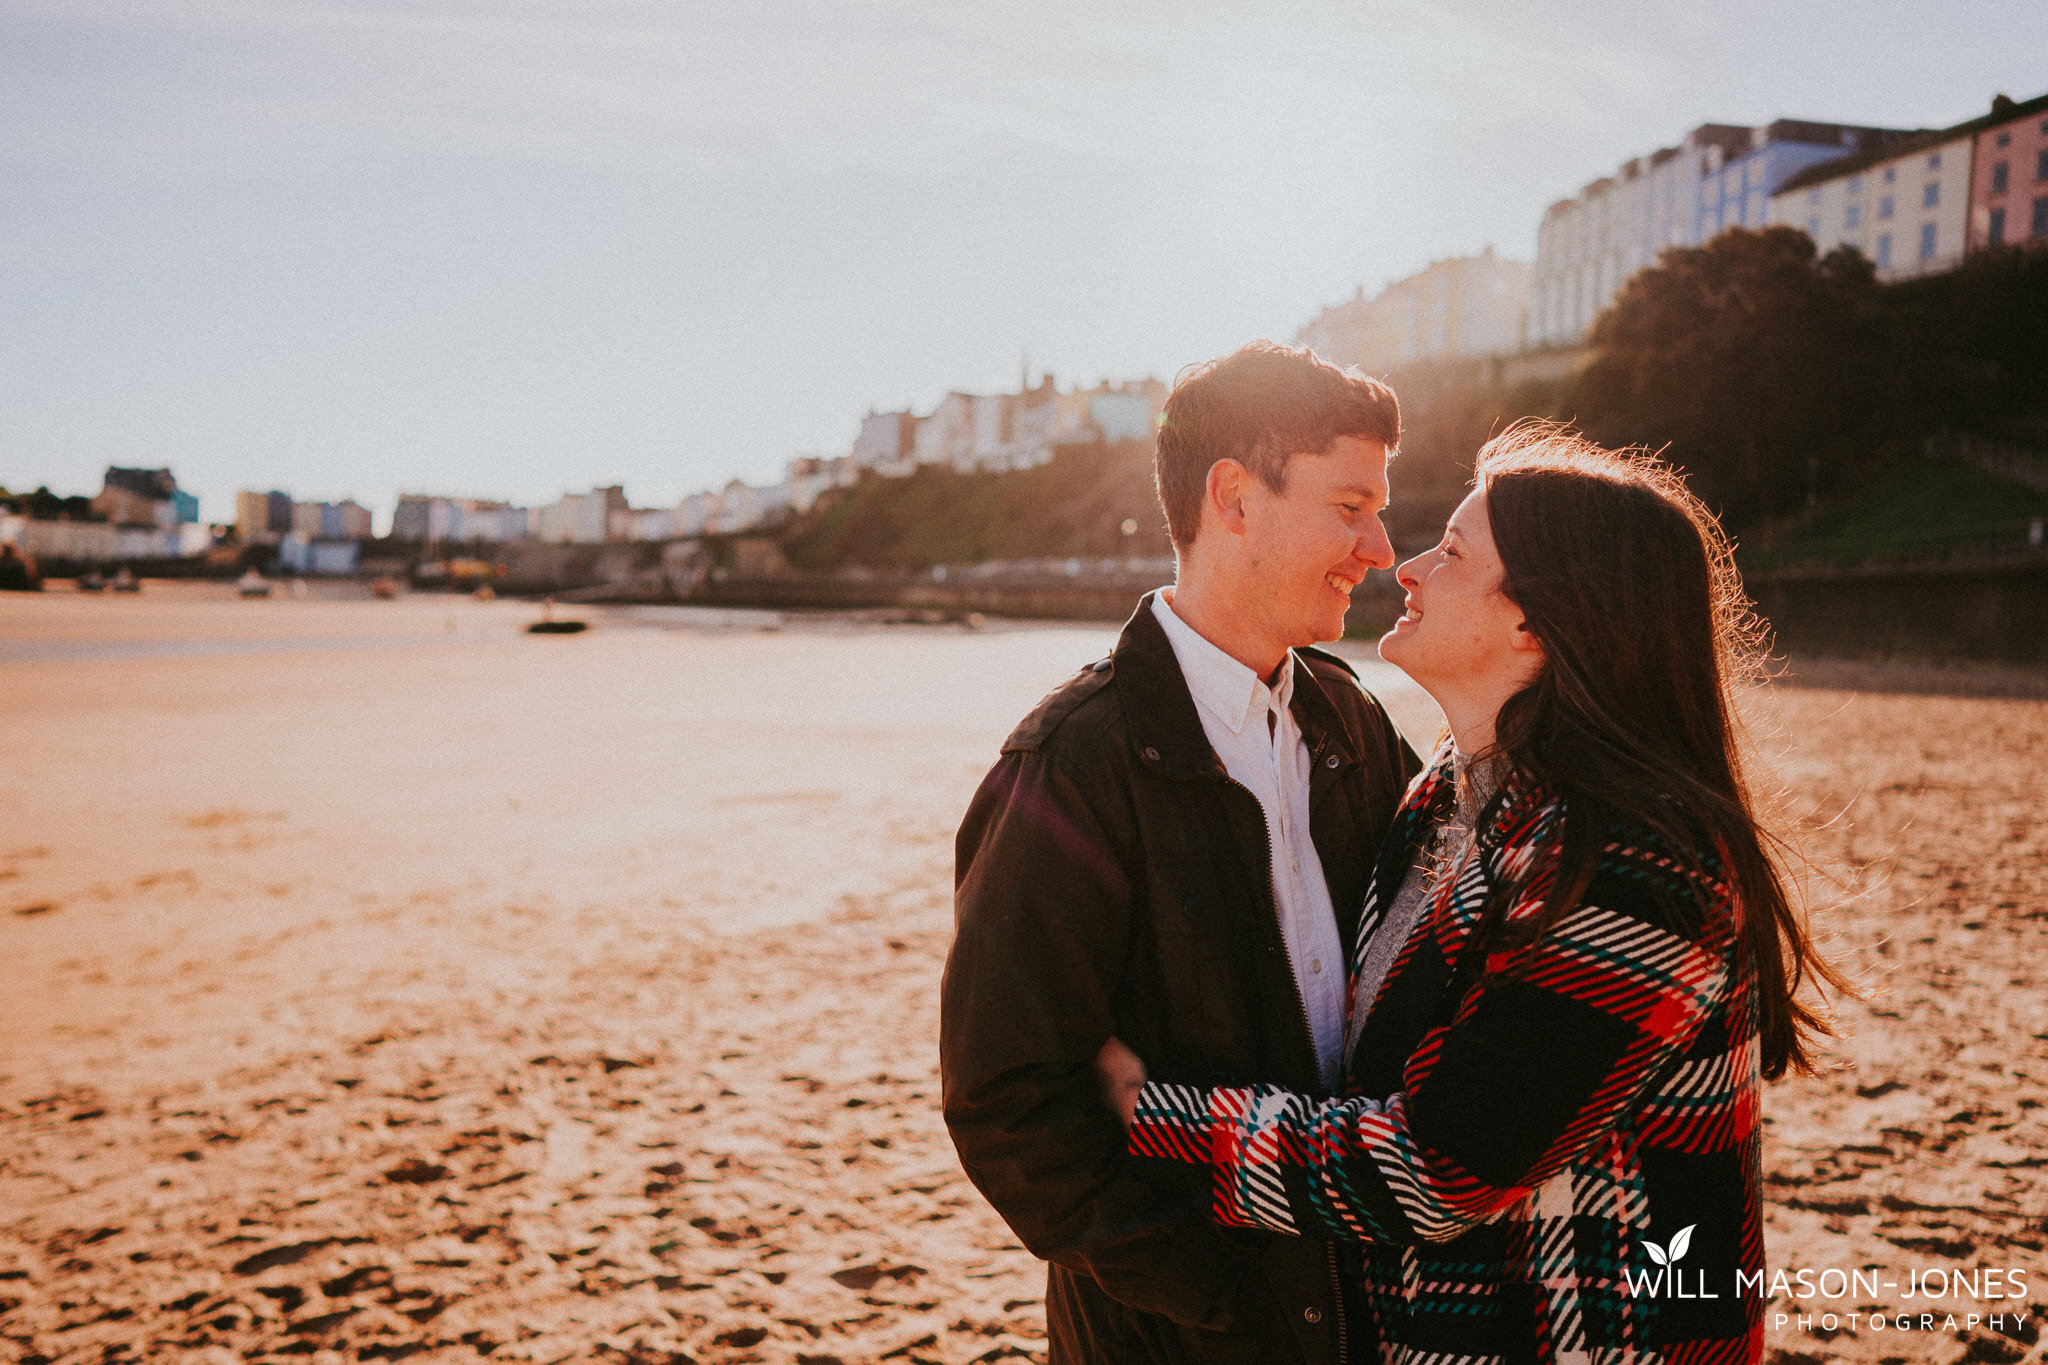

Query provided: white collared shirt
[1151,591,1349,1090]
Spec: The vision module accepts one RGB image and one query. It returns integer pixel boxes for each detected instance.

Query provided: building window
[2035,197,2048,239]
[1846,204,1862,229]
[1928,151,1941,171]
[1807,216,1821,238]
[1847,175,1863,194]
[1997,132,2011,148]
[1924,182,1940,209]
[1989,207,2006,245]
[1876,233,1892,268]
[1883,166,1896,184]
[1920,223,1937,260]
[2038,148,2048,182]
[1992,162,2009,194]
[1879,195,1894,220]
[1808,187,1821,204]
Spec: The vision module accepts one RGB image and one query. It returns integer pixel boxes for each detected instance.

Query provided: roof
[1774,89,2048,196]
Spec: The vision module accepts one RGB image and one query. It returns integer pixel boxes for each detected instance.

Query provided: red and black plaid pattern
[1128,744,1766,1364]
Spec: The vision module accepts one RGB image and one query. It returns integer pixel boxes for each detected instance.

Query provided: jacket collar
[1149,590,1294,736]
[1111,590,1365,781]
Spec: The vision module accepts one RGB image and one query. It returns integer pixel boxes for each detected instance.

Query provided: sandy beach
[2,583,2043,1365]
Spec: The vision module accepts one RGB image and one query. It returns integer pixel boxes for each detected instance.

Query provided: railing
[1741,517,2047,576]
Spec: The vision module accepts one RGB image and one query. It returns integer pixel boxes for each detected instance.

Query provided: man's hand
[1095,1035,1148,1128]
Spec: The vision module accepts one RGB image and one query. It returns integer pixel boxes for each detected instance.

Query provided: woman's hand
[1095,1035,1148,1128]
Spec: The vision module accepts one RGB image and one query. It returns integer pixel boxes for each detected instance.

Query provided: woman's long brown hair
[1471,423,1844,1079]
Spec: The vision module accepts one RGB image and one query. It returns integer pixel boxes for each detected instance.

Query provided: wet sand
[1,584,2043,1365]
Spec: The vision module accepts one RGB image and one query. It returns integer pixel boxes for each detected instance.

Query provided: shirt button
[1303,1306,1322,1324]
[1325,754,1341,769]
[1312,958,1323,973]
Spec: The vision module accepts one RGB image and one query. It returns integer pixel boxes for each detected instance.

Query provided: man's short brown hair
[1154,341,1400,548]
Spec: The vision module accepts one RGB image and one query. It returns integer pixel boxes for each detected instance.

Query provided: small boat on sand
[526,596,587,634]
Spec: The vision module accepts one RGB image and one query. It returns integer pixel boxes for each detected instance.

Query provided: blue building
[1695,120,1913,242]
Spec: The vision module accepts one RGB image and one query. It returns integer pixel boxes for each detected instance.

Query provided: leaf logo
[1642,1224,1695,1267]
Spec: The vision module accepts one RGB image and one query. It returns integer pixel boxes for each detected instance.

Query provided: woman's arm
[1125,851,1735,1247]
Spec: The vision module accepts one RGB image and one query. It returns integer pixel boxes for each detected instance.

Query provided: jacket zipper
[1220,767,1349,1364]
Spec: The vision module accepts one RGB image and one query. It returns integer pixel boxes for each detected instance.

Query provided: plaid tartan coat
[1128,744,1766,1364]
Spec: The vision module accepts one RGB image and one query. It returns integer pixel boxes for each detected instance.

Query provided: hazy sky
[5,1,2044,527]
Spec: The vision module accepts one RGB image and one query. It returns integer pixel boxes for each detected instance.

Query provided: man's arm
[940,748,1259,1330]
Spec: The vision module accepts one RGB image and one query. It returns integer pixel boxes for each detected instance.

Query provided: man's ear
[1204,460,1250,537]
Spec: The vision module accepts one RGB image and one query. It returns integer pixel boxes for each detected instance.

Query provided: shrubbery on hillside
[777,241,2047,574]
[1568,228,2048,529]
[780,438,1173,571]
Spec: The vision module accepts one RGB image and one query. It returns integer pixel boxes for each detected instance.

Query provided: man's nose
[1354,520,1396,571]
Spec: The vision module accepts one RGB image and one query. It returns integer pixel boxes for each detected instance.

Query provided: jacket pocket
[1136,859,1264,1070]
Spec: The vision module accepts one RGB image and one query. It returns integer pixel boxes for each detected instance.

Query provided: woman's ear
[1508,617,1544,657]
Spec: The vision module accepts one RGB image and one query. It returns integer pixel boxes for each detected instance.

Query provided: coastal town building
[535,486,627,544]
[290,499,375,541]
[235,490,294,545]
[707,480,764,535]
[1967,90,2048,252]
[92,468,198,529]
[1298,250,1531,373]
[779,455,858,513]
[851,410,917,476]
[896,377,1162,475]
[392,495,533,543]
[0,514,208,563]
[1531,120,1910,345]
[912,392,977,470]
[1770,127,1976,278]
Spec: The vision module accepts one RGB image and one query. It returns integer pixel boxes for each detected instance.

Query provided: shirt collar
[1151,590,1294,736]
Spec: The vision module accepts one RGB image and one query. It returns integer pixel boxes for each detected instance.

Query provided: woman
[1098,426,1841,1364]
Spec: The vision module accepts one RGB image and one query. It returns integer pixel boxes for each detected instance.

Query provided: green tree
[1886,243,2048,445]
[1567,226,1902,529]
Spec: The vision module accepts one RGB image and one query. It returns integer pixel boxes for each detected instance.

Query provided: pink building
[1968,90,2048,252]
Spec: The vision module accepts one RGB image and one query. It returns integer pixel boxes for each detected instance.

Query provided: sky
[4,0,2045,530]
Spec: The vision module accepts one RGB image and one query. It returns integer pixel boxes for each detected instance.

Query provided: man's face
[1235,434,1396,647]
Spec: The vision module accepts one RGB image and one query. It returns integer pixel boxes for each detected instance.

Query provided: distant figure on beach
[942,342,1423,1362]
[1096,426,1843,1365]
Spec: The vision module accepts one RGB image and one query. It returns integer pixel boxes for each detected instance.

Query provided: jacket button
[1303,1306,1322,1324]
[1324,754,1340,769]
[1142,747,1160,762]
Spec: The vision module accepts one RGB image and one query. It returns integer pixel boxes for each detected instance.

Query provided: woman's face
[1378,488,1539,702]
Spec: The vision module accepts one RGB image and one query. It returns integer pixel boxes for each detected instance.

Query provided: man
[941,342,1424,1363]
